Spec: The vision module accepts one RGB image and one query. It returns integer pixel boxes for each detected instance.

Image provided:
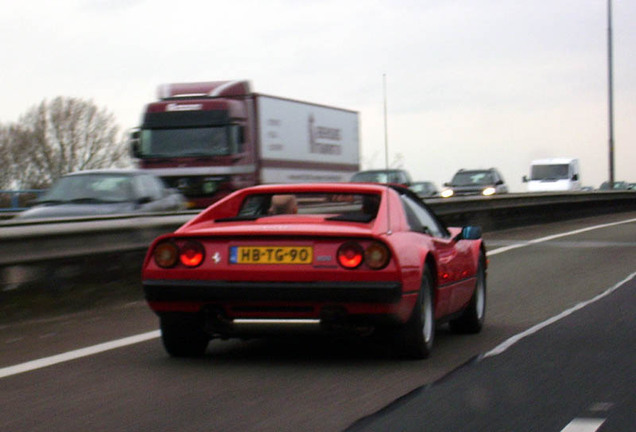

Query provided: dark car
[599,181,631,191]
[441,168,508,198]
[15,169,186,219]
[409,181,439,198]
[350,169,412,186]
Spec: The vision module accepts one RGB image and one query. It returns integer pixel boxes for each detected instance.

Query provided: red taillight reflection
[179,241,205,267]
[337,242,364,269]
[337,241,391,270]
[154,242,179,268]
[365,242,391,270]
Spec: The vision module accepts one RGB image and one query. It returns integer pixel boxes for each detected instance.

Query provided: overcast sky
[2,0,634,191]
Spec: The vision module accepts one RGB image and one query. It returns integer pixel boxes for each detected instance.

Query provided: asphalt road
[348,273,636,431]
[1,211,635,432]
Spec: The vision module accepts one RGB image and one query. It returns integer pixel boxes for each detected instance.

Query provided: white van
[523,158,581,192]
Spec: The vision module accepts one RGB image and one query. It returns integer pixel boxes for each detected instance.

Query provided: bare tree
[1,124,37,189]
[7,97,130,189]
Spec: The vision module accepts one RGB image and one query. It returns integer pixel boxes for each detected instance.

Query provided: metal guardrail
[0,191,634,288]
[428,190,636,229]
[0,212,196,267]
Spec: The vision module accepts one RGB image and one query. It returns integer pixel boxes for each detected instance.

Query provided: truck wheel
[450,254,486,334]
[396,265,435,359]
[160,313,210,357]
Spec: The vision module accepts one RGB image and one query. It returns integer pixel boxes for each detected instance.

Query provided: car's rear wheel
[449,253,486,334]
[160,313,210,357]
[396,265,435,359]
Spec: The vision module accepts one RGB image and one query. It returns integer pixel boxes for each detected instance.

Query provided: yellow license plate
[229,246,313,264]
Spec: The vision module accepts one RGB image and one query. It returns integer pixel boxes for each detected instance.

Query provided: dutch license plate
[229,246,313,264]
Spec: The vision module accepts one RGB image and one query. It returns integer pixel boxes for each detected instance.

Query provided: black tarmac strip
[347,274,636,432]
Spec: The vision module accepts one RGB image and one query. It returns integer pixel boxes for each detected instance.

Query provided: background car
[16,169,186,219]
[142,183,486,359]
[350,169,412,186]
[599,181,632,191]
[409,181,439,198]
[441,168,508,198]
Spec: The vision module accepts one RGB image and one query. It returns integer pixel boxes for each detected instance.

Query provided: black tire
[395,265,435,359]
[449,253,486,334]
[160,313,210,358]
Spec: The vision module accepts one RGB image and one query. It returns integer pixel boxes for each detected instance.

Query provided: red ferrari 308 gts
[142,183,486,359]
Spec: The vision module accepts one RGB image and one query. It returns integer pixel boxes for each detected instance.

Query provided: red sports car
[142,183,486,359]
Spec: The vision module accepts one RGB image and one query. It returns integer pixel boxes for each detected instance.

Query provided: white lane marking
[1,216,634,379]
[0,330,160,379]
[488,217,636,256]
[588,402,614,413]
[485,271,635,358]
[561,418,606,432]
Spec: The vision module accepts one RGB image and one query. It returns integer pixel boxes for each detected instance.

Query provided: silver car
[16,169,186,219]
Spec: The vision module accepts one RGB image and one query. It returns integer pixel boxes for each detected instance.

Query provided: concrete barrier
[0,191,634,321]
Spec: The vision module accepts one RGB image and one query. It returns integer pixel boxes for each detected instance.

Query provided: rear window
[233,192,381,222]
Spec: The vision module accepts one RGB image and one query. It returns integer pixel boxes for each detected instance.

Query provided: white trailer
[255,95,360,184]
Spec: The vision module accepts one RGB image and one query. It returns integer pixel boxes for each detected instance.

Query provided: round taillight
[337,242,364,269]
[365,242,391,270]
[154,242,179,268]
[179,241,205,267]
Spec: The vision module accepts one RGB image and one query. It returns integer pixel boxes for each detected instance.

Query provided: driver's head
[269,194,298,215]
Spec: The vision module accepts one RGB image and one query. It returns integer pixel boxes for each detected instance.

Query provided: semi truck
[522,158,581,192]
[130,80,360,208]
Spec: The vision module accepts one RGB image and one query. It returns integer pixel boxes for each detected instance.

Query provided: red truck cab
[131,80,360,209]
[132,81,255,208]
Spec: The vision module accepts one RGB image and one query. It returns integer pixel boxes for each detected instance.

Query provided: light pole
[607,0,615,189]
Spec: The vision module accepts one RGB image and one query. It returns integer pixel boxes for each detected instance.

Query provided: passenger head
[269,194,298,215]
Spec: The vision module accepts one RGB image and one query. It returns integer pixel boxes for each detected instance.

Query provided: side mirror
[128,128,141,158]
[572,174,579,181]
[459,226,482,240]
[239,125,246,144]
[137,196,153,205]
[229,125,245,155]
[522,175,528,183]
